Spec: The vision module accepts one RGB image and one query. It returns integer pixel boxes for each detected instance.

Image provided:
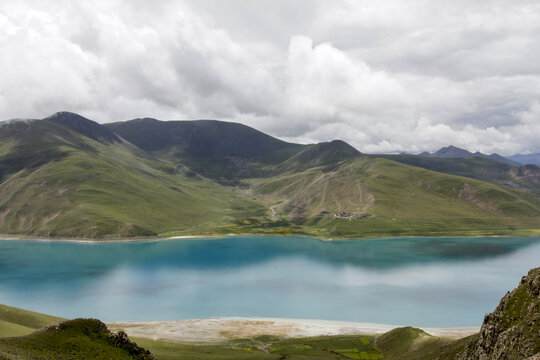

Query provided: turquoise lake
[1,236,540,327]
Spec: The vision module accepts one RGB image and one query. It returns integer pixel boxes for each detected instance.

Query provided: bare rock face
[458,267,540,360]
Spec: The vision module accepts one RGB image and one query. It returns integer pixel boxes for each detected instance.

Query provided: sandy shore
[107,317,479,344]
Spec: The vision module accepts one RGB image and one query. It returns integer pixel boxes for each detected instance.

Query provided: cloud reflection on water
[0,236,539,326]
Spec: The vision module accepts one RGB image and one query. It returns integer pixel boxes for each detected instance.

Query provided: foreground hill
[1,267,539,359]
[0,112,539,238]
[457,267,540,359]
[0,318,153,360]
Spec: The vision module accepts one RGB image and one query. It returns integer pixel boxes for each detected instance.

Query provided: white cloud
[1,0,540,155]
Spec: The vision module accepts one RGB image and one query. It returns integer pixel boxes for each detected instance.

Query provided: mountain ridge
[419,145,519,165]
[0,112,539,238]
[509,153,540,166]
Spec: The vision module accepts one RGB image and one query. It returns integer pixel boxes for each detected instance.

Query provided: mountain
[0,112,265,237]
[1,112,540,238]
[378,154,540,195]
[509,153,540,166]
[432,145,475,158]
[251,154,540,237]
[45,111,121,143]
[273,139,361,173]
[423,145,518,165]
[105,118,305,183]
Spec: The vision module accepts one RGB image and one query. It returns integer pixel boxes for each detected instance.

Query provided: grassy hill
[0,112,539,239]
[0,113,265,237]
[105,118,305,183]
[0,318,153,359]
[380,154,540,195]
[0,304,64,338]
[249,155,540,238]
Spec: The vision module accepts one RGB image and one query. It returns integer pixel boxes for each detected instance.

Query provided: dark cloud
[1,0,539,155]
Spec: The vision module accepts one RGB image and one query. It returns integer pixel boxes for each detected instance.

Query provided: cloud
[1,0,540,155]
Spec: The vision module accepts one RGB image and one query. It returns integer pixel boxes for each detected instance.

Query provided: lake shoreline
[107,317,480,344]
[1,231,537,244]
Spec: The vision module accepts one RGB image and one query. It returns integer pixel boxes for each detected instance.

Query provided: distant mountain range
[0,112,539,238]
[417,144,540,166]
[418,145,519,165]
[508,153,540,166]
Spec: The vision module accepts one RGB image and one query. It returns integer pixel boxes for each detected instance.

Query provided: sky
[1,0,539,155]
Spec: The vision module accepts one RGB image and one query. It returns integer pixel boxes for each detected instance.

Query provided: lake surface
[1,236,540,327]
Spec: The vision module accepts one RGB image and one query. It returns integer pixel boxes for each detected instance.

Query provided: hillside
[250,156,540,237]
[456,267,540,359]
[380,154,540,195]
[0,112,539,238]
[0,304,64,338]
[0,113,265,237]
[0,318,154,360]
[105,118,305,183]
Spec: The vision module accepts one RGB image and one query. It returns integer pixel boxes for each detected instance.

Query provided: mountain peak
[425,145,518,165]
[432,145,473,158]
[44,111,89,121]
[44,112,120,143]
[275,139,361,173]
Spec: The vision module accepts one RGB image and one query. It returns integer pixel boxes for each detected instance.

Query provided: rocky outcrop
[457,267,540,360]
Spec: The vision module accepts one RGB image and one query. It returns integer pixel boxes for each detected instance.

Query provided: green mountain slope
[105,118,305,183]
[0,304,64,338]
[0,113,264,237]
[1,112,539,238]
[379,154,540,195]
[250,156,540,237]
[273,139,361,173]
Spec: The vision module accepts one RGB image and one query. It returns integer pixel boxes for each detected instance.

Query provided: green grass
[0,138,265,238]
[0,319,153,360]
[134,334,386,360]
[379,154,540,195]
[247,157,540,238]
[0,304,64,338]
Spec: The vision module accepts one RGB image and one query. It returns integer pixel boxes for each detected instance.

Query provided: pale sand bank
[107,317,479,344]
